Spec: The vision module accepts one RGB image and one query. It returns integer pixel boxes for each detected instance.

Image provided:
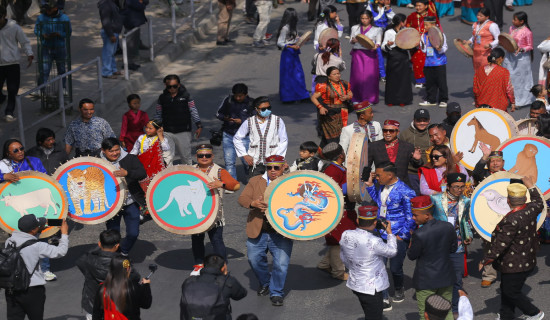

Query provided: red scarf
[138,140,166,192]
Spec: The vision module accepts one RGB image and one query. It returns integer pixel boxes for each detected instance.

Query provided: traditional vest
[194,163,225,227]
[248,115,281,165]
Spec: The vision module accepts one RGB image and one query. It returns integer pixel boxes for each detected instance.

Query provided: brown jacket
[238,175,271,239]
[483,188,544,273]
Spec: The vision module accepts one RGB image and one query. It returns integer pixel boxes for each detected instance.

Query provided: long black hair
[478,7,490,18]
[358,10,374,26]
[317,5,338,29]
[277,8,298,44]
[513,11,533,61]
[487,47,505,64]
[103,256,131,312]
[537,113,550,139]
[2,139,23,159]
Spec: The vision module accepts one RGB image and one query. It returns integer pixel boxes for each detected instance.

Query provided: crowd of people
[1,0,550,319]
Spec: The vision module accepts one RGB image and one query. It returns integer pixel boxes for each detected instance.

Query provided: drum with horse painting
[470,171,546,241]
[0,171,68,238]
[346,132,369,203]
[496,135,550,200]
[53,157,127,225]
[264,170,344,240]
[516,118,538,136]
[450,108,518,171]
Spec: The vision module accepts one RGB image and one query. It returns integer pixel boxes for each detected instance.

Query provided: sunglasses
[166,84,179,89]
[266,165,281,171]
[258,106,272,112]
[382,129,397,133]
[11,147,24,154]
[197,154,213,158]
[431,154,443,161]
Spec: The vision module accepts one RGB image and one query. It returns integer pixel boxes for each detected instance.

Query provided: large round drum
[428,27,443,48]
[0,171,68,238]
[516,118,538,136]
[451,108,518,170]
[470,171,546,241]
[346,132,369,203]
[296,31,312,48]
[395,27,420,50]
[496,135,550,199]
[356,34,375,49]
[264,170,344,240]
[53,157,127,224]
[146,165,219,235]
[453,38,473,58]
[319,28,338,48]
[498,33,518,53]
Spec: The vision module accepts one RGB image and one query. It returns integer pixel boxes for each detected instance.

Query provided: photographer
[340,206,397,320]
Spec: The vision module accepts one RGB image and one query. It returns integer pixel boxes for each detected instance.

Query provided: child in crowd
[120,94,150,151]
[530,84,550,110]
[419,16,449,108]
[289,141,325,172]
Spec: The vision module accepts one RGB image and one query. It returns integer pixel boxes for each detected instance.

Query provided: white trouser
[253,0,272,42]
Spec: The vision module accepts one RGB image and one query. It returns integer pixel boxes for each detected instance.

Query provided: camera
[209,129,223,146]
[375,217,388,230]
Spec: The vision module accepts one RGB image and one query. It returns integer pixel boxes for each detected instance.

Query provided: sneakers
[419,101,437,107]
[252,41,264,48]
[44,271,57,281]
[525,311,545,320]
[224,189,234,194]
[190,264,204,276]
[257,285,270,296]
[415,83,424,89]
[383,299,392,311]
[4,114,16,122]
[439,102,447,108]
[264,33,273,40]
[393,288,405,303]
[270,296,284,306]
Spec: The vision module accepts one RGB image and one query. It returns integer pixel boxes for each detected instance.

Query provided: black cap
[414,108,430,120]
[322,142,344,161]
[447,173,466,185]
[446,102,461,114]
[18,215,47,233]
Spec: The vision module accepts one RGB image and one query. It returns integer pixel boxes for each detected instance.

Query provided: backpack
[180,274,229,320]
[0,239,39,293]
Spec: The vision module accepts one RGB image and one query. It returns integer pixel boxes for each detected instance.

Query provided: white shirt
[130,134,170,155]
[382,29,397,51]
[339,121,382,153]
[537,39,550,85]
[233,116,288,159]
[468,21,500,49]
[314,22,343,50]
[380,182,397,218]
[340,229,397,295]
[350,24,382,50]
[276,25,298,49]
[0,20,33,66]
[456,296,474,320]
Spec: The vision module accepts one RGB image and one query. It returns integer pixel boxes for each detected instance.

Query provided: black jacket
[98,0,124,37]
[407,219,457,290]
[93,277,152,320]
[366,139,423,187]
[441,117,455,139]
[119,154,147,206]
[215,95,255,136]
[158,86,193,133]
[26,144,69,175]
[122,0,148,29]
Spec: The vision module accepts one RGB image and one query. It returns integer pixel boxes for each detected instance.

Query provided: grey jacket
[5,231,69,287]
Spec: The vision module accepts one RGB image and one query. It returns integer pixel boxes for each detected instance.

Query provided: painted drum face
[395,27,421,50]
[146,165,218,235]
[0,171,68,238]
[516,119,538,136]
[264,170,344,241]
[470,171,546,241]
[53,157,127,224]
[497,135,550,199]
[451,108,518,171]
[346,132,369,203]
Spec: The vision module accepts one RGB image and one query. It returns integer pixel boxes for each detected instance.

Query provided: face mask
[448,113,461,125]
[259,109,272,118]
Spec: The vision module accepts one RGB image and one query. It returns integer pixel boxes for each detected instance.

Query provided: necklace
[10,160,23,173]
[328,80,346,102]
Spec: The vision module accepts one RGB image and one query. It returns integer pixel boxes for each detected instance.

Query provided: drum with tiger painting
[53,157,127,224]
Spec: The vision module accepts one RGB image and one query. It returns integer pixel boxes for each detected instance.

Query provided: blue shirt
[34,11,71,48]
[0,156,47,181]
[64,116,116,151]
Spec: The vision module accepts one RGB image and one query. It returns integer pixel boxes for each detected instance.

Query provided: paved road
[1,1,550,319]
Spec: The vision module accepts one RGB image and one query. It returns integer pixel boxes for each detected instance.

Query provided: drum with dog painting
[346,132,369,203]
[53,157,127,225]
[0,171,68,238]
[264,170,344,240]
[450,108,518,171]
[496,135,550,200]
[146,165,219,235]
[470,171,546,241]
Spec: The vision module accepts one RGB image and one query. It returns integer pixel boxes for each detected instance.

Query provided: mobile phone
[47,219,63,226]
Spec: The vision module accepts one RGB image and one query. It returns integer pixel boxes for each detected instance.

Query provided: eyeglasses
[11,147,24,154]
[166,84,179,89]
[382,129,397,133]
[267,165,281,171]
[258,106,272,112]
[450,185,466,190]
[197,154,213,158]
[431,154,443,161]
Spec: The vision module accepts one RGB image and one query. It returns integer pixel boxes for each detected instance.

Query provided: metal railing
[121,18,155,80]
[170,0,214,44]
[16,57,104,146]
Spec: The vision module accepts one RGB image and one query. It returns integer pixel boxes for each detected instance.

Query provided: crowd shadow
[45,316,85,320]
[155,246,244,270]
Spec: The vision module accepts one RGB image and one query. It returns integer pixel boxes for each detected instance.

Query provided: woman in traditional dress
[382,14,413,106]
[419,145,468,195]
[502,11,534,107]
[367,0,395,81]
[434,0,453,17]
[464,8,499,71]
[313,5,343,51]
[473,48,516,112]
[276,8,310,103]
[349,10,382,104]
[311,66,353,147]
[512,0,532,6]
[460,0,484,24]
[314,38,346,85]
[537,36,550,87]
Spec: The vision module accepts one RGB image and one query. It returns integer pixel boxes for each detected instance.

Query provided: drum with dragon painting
[146,165,219,235]
[264,170,344,240]
[470,171,546,241]
[53,157,127,225]
[346,132,369,203]
[0,171,68,238]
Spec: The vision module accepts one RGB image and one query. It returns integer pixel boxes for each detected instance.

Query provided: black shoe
[216,40,228,46]
[128,63,141,71]
[224,38,235,43]
[257,285,269,296]
[270,296,284,306]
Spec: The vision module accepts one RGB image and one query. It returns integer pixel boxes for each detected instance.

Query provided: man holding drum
[238,155,292,307]
[339,101,382,153]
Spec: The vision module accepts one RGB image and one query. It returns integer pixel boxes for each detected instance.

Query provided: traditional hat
[196,144,213,153]
[425,294,452,319]
[383,119,400,128]
[414,108,430,120]
[411,195,433,210]
[265,155,285,165]
[488,151,503,159]
[507,183,527,198]
[447,172,466,185]
[322,142,344,161]
[358,206,378,220]
[424,16,437,23]
[354,101,372,113]
[18,215,47,233]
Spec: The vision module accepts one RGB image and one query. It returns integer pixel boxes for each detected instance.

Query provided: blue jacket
[430,193,473,243]
[0,156,47,181]
[34,11,71,48]
[367,179,416,240]
[216,95,255,136]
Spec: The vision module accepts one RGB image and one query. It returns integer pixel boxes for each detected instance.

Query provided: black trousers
[0,64,21,116]
[499,270,540,320]
[246,0,257,18]
[424,64,448,103]
[353,290,383,320]
[346,2,367,31]
[0,0,32,24]
[5,285,46,320]
[484,0,505,29]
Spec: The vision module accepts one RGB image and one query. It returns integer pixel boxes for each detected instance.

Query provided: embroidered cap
[447,172,466,184]
[425,294,452,319]
[196,143,213,153]
[488,151,503,159]
[383,119,400,129]
[265,155,285,165]
[507,183,527,198]
[322,142,344,161]
[358,206,378,220]
[354,101,372,113]
[410,195,433,210]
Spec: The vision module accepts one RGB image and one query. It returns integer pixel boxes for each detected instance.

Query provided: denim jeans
[100,29,119,77]
[106,202,140,254]
[383,239,408,299]
[449,252,464,313]
[191,226,227,264]
[223,132,249,180]
[39,257,50,273]
[40,47,67,87]
[246,232,293,297]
